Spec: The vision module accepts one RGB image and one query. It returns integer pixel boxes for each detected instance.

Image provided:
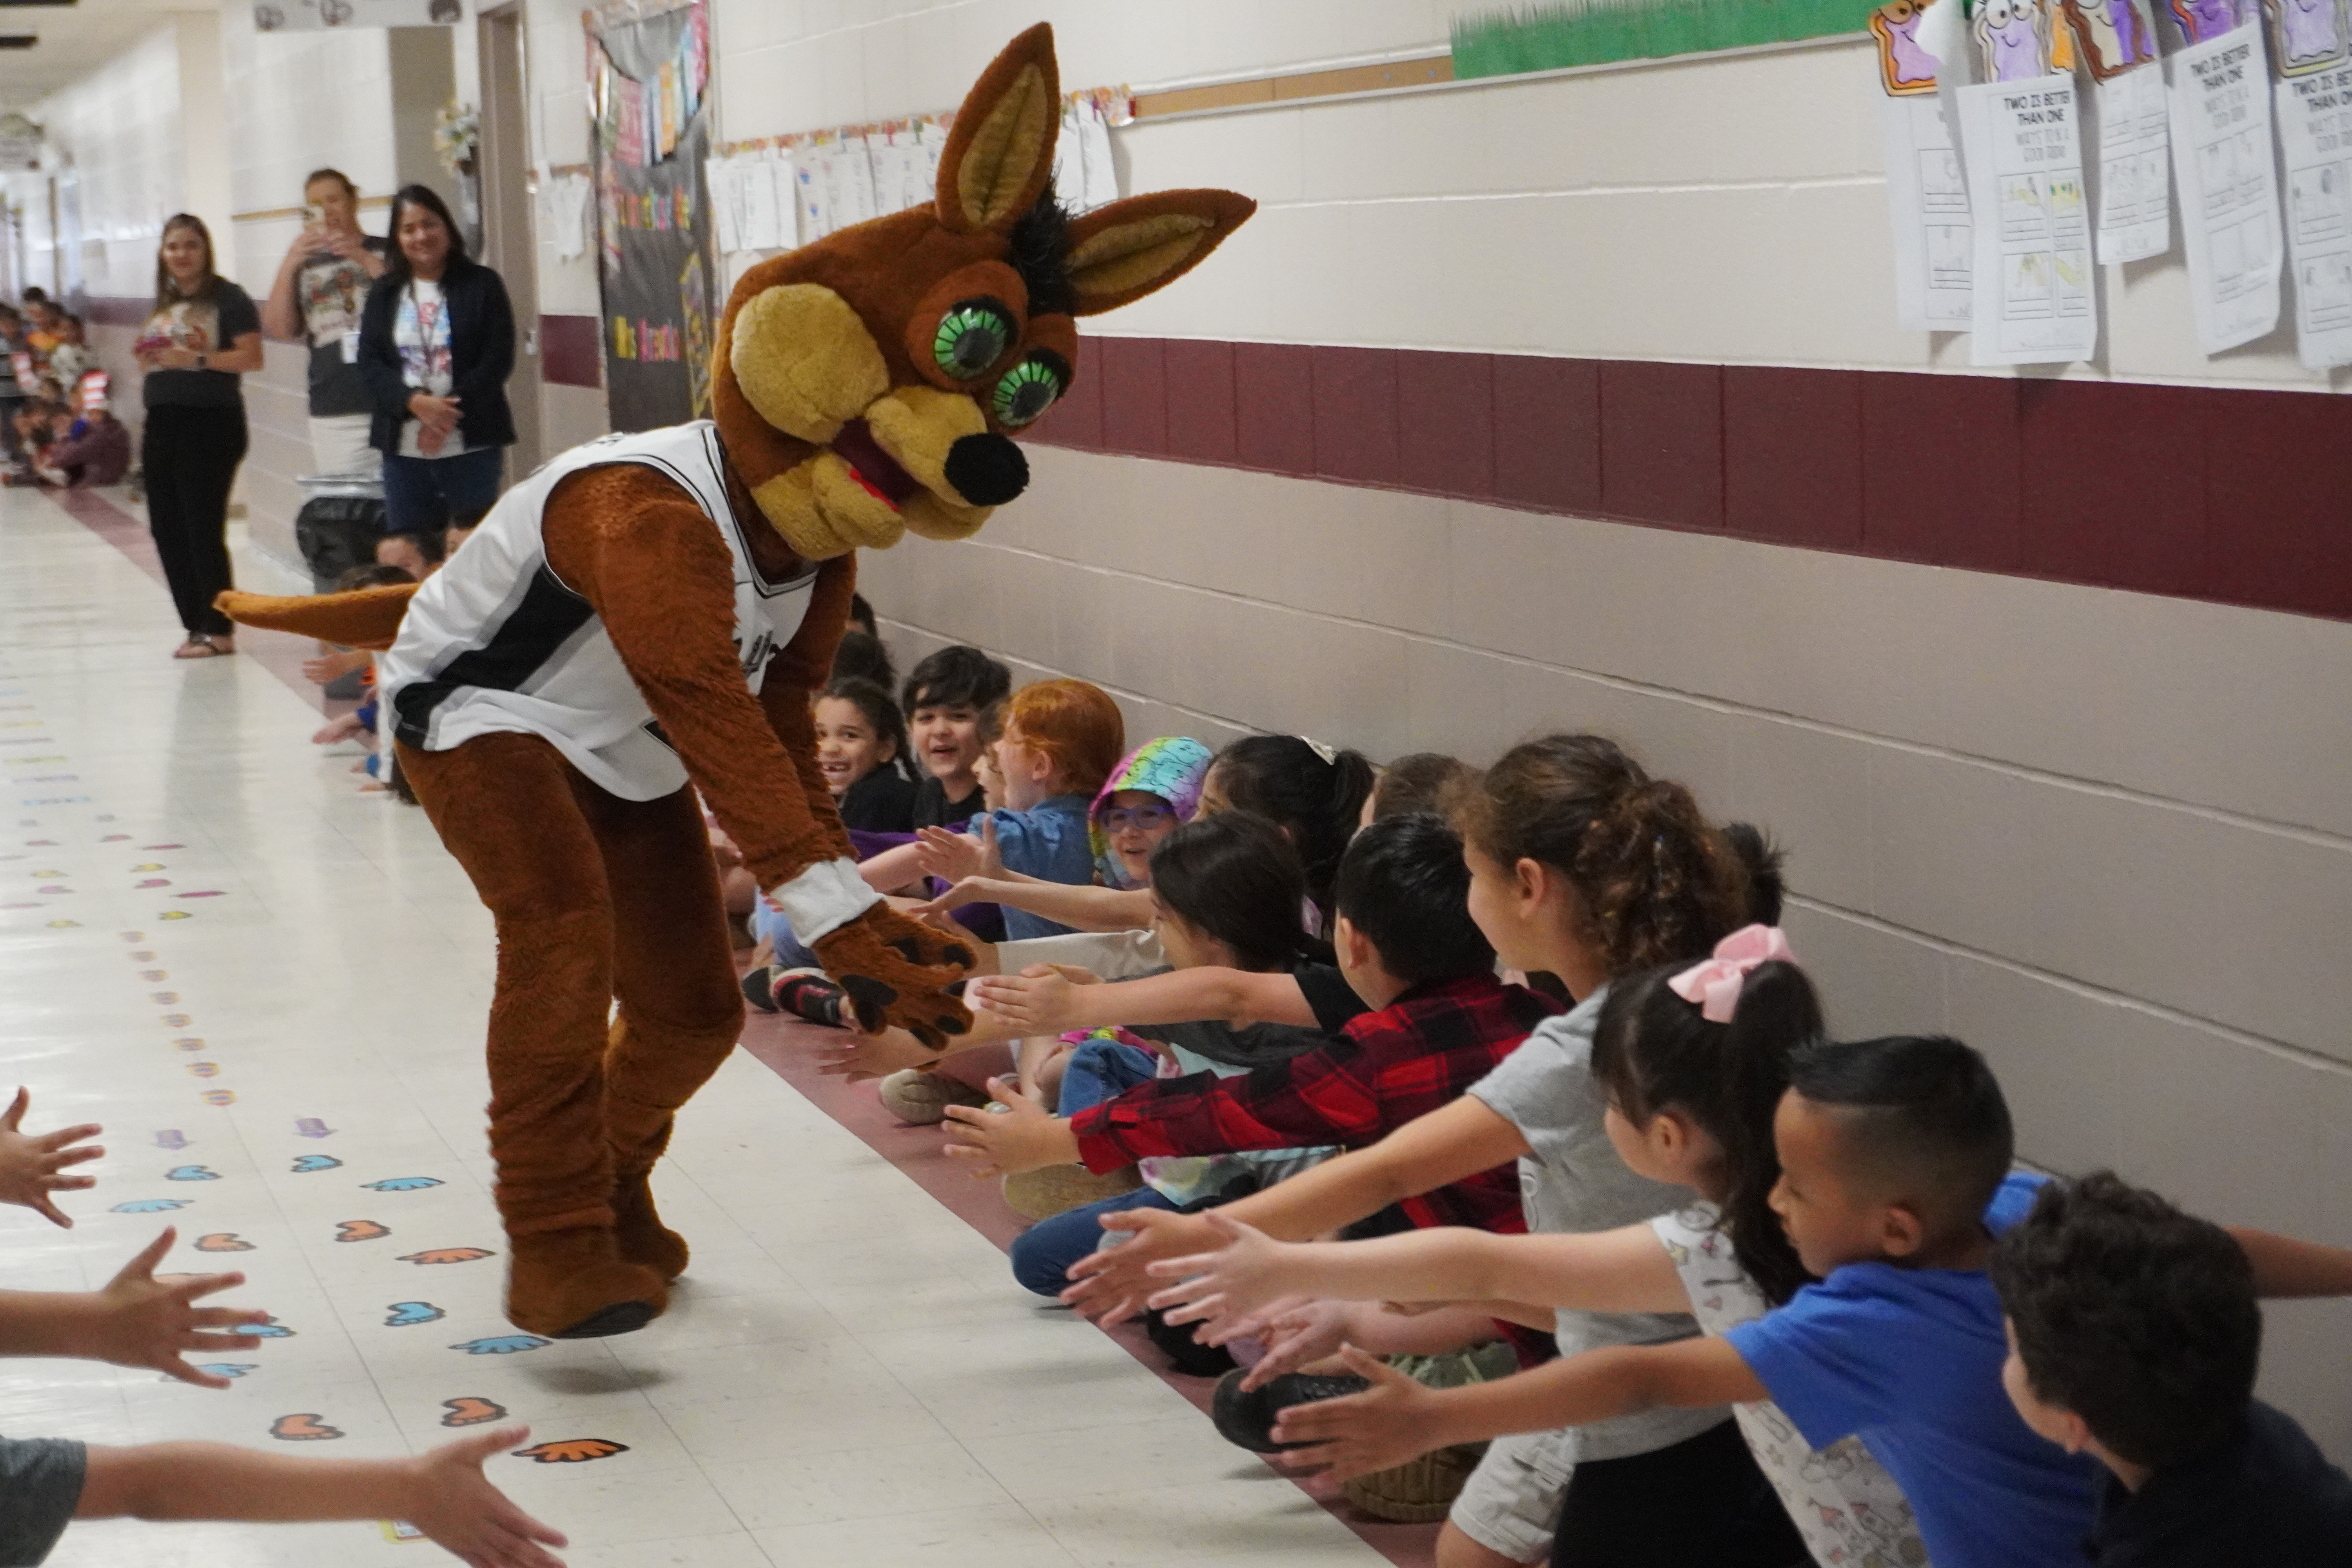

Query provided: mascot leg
[579,778,744,1283]
[397,733,670,1338]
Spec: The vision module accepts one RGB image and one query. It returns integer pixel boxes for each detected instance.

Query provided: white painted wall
[20,26,183,301]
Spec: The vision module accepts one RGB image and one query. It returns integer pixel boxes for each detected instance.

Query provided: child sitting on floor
[1991,1173,2352,1567]
[1145,929,1921,1568]
[813,676,918,833]
[1264,1034,2352,1568]
[900,645,1011,829]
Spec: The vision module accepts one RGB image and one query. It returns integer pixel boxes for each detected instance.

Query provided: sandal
[172,635,233,659]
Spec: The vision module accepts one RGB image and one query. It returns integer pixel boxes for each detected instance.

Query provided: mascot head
[714,23,1255,561]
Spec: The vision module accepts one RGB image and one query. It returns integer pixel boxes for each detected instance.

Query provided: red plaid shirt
[1069,971,1563,1234]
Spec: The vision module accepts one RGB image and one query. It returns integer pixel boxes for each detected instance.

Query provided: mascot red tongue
[217,24,1253,1339]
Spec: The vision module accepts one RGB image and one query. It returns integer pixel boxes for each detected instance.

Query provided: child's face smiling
[908,702,982,787]
[1100,788,1179,884]
[1767,1091,1899,1277]
[812,697,893,796]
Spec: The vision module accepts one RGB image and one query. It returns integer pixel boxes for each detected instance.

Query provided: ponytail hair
[1590,954,1823,1304]
[1463,733,1748,975]
[1208,735,1376,920]
[1148,812,1313,973]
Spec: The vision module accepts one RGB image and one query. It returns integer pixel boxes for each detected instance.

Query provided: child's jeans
[1009,1186,1176,1298]
[1056,1037,1159,1116]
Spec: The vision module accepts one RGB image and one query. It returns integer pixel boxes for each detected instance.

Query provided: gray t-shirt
[0,1436,84,1564]
[1466,986,1731,1463]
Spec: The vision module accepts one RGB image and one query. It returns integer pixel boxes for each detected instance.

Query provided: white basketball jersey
[378,421,816,801]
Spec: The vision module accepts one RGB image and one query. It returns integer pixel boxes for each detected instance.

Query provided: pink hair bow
[1667,925,1795,1023]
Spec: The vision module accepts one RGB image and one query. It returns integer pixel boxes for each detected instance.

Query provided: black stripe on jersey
[392,564,596,748]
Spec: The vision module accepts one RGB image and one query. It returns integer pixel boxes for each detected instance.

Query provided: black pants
[142,403,248,637]
[1551,1417,1806,1568]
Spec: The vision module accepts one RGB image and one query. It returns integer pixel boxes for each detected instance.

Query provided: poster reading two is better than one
[1958,76,2099,364]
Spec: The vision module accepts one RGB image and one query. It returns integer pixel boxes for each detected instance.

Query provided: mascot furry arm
[220,24,1253,1052]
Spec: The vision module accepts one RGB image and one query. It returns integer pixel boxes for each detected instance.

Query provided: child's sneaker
[877,1067,989,1125]
[768,967,849,1028]
[739,964,780,1013]
[1210,1368,1371,1453]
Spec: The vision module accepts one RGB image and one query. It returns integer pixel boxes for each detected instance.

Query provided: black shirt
[140,281,262,410]
[2091,1402,2352,1567]
[911,774,986,831]
[296,237,390,416]
[837,765,918,834]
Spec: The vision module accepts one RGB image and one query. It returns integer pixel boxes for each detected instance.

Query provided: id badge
[341,330,361,364]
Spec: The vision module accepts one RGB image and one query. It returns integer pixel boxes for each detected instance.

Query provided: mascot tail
[213,584,419,651]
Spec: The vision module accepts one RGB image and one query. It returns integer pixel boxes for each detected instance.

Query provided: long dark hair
[383,184,469,285]
[818,676,908,775]
[1209,735,1375,923]
[1149,813,1312,974]
[153,214,220,311]
[1589,955,1822,1305]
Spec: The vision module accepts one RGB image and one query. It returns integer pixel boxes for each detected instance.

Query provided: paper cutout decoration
[1875,0,1945,92]
[2172,0,2253,41]
[2267,0,2352,69]
[2063,0,2163,77]
[1977,0,2054,80]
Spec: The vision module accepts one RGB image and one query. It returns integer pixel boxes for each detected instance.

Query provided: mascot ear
[1062,190,1258,317]
[936,22,1060,234]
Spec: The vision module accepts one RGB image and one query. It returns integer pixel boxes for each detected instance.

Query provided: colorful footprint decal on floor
[295,1119,334,1139]
[450,1336,548,1356]
[399,1248,493,1265]
[514,1439,629,1464]
[246,1318,296,1338]
[362,1177,443,1192]
[153,1131,187,1150]
[290,1154,341,1173]
[269,1414,343,1441]
[335,1220,390,1243]
[384,1302,446,1327]
[190,1364,256,1381]
[112,1199,189,1213]
[164,1165,217,1180]
[192,1234,253,1252]
[440,1397,508,1427]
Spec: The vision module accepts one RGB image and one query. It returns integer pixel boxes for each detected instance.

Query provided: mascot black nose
[945,433,1028,506]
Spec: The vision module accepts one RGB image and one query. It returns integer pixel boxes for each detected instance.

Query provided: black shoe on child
[769,967,850,1029]
[1210,1366,1373,1453]
[1145,1305,1238,1379]
[739,964,780,1013]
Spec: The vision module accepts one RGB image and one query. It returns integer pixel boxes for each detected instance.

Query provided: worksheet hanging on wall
[1955,0,2102,363]
[2164,9,2284,352]
[2060,0,2175,260]
[588,0,716,430]
[1873,0,1975,330]
[2266,0,2352,366]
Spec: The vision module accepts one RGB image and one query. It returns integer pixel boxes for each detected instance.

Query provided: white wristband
[766,856,882,945]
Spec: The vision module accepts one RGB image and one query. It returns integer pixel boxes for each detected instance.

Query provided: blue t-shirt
[985,793,1095,940]
[1724,1172,2100,1568]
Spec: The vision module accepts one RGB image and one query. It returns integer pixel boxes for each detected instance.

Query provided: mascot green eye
[992,356,1063,427]
[932,301,1013,379]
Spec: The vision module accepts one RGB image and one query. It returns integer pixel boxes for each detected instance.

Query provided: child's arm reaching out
[0,1230,266,1388]
[0,1087,102,1228]
[969,964,1321,1037]
[1144,1211,1689,1333]
[1273,1338,1767,1481]
[2228,1226,2352,1297]
[78,1423,566,1568]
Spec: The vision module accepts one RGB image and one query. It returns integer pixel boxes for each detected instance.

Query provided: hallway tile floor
[0,487,1397,1568]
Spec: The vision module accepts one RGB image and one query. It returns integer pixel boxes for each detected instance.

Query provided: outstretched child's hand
[914,820,1001,884]
[966,965,1087,1034]
[86,1229,269,1387]
[403,1425,568,1568]
[940,1078,1080,1178]
[0,1086,102,1227]
[1269,1345,1443,1479]
[1145,1210,1301,1331]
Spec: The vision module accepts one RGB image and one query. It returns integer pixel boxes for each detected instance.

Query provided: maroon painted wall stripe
[539,312,602,389]
[1029,337,2352,625]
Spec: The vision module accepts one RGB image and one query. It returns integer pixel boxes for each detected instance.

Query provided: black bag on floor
[295,494,386,592]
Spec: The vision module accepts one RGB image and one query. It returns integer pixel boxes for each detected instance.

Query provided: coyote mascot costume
[220,24,1252,1338]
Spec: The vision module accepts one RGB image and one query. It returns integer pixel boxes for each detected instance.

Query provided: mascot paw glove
[810,904,976,1053]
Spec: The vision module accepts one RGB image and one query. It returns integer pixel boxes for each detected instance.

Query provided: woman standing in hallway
[261,167,388,478]
[136,214,264,660]
[359,185,515,549]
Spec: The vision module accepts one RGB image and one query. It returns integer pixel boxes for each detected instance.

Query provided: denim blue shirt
[987,793,1096,940]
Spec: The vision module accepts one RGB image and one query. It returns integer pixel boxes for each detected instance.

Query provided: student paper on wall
[1877,0,1976,329]
[1958,74,2101,362]
[2167,18,2284,351]
[2273,57,2352,364]
[2062,0,2174,262]
[2265,0,2351,72]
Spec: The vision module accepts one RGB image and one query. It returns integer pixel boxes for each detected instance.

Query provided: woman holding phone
[135,214,265,659]
[357,185,516,548]
[261,168,388,478]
